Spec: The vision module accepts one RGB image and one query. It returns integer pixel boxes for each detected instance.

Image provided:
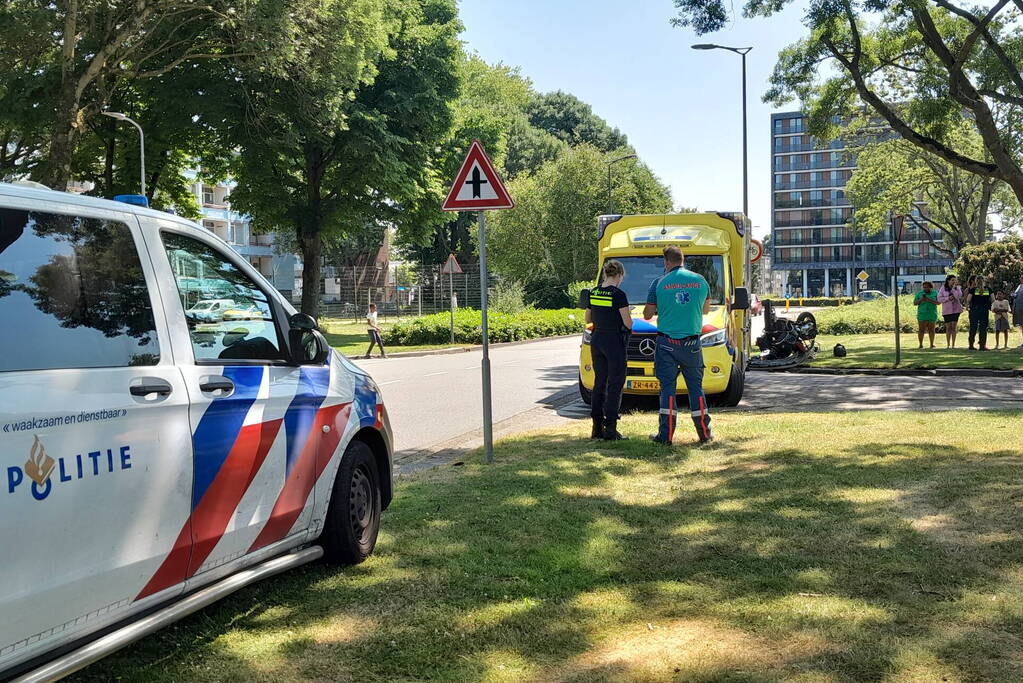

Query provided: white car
[0,183,393,680]
[858,289,889,301]
[184,298,235,322]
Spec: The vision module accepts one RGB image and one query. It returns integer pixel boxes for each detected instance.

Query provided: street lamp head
[692,43,753,55]
[691,43,718,50]
[606,153,637,166]
[101,111,128,121]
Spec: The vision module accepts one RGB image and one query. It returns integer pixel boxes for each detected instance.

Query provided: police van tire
[321,441,381,565]
[579,375,592,405]
[715,364,745,407]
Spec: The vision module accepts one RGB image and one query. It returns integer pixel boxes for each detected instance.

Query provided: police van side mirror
[287,313,329,365]
[579,288,590,309]
[732,287,751,311]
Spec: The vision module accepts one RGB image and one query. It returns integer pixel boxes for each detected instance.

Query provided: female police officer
[586,259,633,440]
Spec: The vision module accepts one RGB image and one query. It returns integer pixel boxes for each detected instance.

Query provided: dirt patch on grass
[544,618,816,682]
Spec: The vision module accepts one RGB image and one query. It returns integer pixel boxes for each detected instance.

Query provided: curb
[751,366,1022,378]
[359,334,578,359]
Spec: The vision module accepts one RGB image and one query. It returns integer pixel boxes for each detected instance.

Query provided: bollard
[785,299,790,312]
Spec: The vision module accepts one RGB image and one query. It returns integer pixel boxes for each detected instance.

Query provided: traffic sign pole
[478,211,494,463]
[441,140,513,464]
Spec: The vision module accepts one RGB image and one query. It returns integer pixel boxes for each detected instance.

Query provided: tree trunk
[41,87,80,191]
[300,227,322,317]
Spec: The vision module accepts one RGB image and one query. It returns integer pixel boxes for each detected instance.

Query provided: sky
[458,0,813,240]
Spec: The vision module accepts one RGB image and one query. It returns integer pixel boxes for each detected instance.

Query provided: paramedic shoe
[649,434,671,445]
[590,417,604,439]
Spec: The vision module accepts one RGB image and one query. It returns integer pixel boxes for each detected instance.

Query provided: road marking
[378,380,402,385]
[424,371,448,377]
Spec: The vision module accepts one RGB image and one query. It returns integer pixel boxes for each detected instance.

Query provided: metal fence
[309,263,488,321]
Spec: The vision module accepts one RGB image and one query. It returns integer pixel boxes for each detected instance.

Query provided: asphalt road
[352,336,581,455]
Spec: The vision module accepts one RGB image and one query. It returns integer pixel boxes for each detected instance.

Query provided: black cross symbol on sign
[465,166,489,198]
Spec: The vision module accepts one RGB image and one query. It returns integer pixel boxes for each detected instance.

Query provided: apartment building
[183,170,296,300]
[771,112,953,296]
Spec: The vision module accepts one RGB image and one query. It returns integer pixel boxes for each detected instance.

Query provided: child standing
[913,281,939,349]
[993,291,1011,349]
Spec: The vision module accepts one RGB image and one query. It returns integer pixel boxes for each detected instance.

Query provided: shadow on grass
[813,334,1023,370]
[73,423,1023,682]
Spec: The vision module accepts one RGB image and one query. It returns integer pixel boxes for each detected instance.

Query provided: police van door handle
[199,378,235,394]
[130,380,173,397]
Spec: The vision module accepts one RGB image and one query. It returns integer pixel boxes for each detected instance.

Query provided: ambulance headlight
[700,329,727,347]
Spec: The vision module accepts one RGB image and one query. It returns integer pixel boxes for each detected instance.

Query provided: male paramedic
[643,245,713,444]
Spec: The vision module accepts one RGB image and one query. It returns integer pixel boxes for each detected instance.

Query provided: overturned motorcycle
[749,300,820,370]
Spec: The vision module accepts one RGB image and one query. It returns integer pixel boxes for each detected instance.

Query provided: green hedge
[814,296,975,334]
[763,297,856,307]
[384,308,585,346]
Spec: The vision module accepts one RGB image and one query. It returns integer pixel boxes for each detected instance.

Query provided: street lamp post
[605,154,637,214]
[691,44,752,218]
[101,111,146,197]
[892,214,906,367]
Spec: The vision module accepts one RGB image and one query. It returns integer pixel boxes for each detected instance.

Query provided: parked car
[0,182,393,680]
[222,304,265,321]
[858,289,889,301]
[185,298,235,322]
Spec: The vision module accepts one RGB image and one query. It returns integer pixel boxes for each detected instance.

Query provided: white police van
[0,183,393,681]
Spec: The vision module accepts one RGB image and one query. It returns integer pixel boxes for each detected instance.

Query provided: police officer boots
[603,419,628,441]
[590,417,604,439]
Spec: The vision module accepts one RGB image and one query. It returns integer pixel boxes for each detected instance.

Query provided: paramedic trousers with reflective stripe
[590,330,627,422]
[653,335,711,442]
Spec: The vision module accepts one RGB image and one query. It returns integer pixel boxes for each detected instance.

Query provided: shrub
[953,238,1023,292]
[814,296,972,334]
[489,280,527,315]
[384,308,584,346]
[565,280,594,308]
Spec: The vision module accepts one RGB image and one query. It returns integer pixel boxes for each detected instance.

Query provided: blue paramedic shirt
[646,266,710,338]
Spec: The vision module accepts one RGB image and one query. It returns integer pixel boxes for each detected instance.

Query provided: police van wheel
[322,441,381,565]
[579,375,592,405]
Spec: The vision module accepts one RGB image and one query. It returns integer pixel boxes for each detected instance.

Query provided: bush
[814,296,972,334]
[489,280,527,315]
[384,308,584,346]
[953,238,1023,292]
[565,280,594,308]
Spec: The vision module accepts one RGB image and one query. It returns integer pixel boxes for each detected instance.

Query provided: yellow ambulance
[579,213,752,406]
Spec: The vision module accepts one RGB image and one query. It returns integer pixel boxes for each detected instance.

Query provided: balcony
[774,179,850,191]
[775,198,849,209]
[775,159,854,172]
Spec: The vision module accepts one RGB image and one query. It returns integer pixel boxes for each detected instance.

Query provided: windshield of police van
[607,255,726,305]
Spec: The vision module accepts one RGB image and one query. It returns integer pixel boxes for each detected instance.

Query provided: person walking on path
[643,246,713,445]
[993,291,1011,349]
[966,276,993,350]
[363,303,387,359]
[585,260,633,441]
[937,275,964,348]
[1013,274,1023,348]
[914,281,939,349]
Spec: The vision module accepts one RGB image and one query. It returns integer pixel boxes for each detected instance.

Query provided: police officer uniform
[587,284,630,440]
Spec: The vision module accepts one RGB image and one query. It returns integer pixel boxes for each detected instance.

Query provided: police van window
[0,208,160,372]
[161,232,283,363]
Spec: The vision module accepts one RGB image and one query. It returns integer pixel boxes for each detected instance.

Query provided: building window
[202,186,215,205]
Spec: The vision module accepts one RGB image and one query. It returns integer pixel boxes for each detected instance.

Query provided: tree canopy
[670,0,1023,206]
[845,125,1020,254]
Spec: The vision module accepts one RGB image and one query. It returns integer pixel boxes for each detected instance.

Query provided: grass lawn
[75,410,1023,682]
[319,318,470,357]
[812,333,1023,370]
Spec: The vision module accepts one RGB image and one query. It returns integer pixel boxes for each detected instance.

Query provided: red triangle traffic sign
[442,140,515,211]
[440,253,463,274]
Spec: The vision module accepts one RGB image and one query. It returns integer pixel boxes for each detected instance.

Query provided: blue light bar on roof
[113,194,149,208]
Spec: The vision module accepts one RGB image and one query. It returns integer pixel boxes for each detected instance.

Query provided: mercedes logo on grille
[638,338,656,356]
